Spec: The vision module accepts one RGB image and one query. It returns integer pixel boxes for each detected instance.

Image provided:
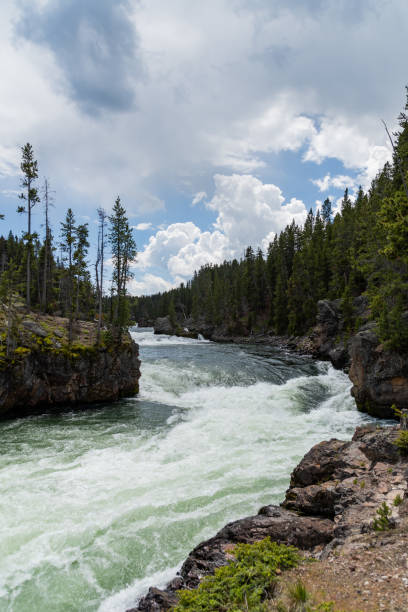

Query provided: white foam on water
[0,336,376,611]
[131,328,210,346]
[98,564,178,612]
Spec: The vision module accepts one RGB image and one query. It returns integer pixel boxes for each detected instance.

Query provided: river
[0,328,377,611]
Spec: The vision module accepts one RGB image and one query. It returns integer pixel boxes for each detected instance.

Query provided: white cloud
[128,273,175,296]
[167,230,230,277]
[212,99,316,170]
[208,174,307,255]
[132,174,308,293]
[0,145,20,178]
[1,188,20,197]
[311,173,357,193]
[137,222,203,269]
[1,0,404,217]
[304,117,392,188]
[192,191,207,206]
[133,222,152,231]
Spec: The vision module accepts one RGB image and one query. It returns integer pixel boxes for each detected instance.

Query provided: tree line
[134,90,408,351]
[0,144,137,345]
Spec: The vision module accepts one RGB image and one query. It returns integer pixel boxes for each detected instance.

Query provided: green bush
[372,502,392,531]
[393,494,403,506]
[394,430,408,455]
[173,538,300,612]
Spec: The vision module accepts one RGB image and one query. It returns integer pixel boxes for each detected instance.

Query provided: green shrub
[14,346,31,356]
[173,538,300,612]
[394,431,408,455]
[372,502,392,531]
[393,494,403,506]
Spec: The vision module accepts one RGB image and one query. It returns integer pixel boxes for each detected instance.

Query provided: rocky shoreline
[130,424,408,611]
[153,296,408,420]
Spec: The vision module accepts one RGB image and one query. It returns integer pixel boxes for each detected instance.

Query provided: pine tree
[108,197,137,340]
[60,209,76,344]
[18,143,40,308]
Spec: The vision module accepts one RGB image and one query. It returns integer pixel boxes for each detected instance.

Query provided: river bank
[154,296,408,420]
[0,328,375,611]
[132,423,408,611]
[0,309,141,418]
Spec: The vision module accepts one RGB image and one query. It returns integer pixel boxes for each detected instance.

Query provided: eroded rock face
[0,339,141,417]
[349,330,408,418]
[283,425,406,541]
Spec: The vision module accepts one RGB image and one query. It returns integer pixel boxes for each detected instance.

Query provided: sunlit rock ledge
[0,312,141,418]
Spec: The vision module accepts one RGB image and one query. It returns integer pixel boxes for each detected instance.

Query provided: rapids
[0,328,378,611]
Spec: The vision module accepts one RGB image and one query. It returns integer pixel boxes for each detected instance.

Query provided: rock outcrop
[0,314,141,418]
[303,297,408,419]
[349,329,408,418]
[130,425,408,611]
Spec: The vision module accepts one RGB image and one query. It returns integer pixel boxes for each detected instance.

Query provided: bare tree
[41,178,54,311]
[95,207,108,344]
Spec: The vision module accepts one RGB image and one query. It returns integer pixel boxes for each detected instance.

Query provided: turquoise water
[0,329,376,611]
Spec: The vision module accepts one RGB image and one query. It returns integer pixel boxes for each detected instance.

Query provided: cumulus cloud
[208,174,307,255]
[133,174,308,291]
[128,273,175,296]
[304,117,392,188]
[0,0,403,218]
[212,100,316,170]
[167,230,230,277]
[137,222,203,269]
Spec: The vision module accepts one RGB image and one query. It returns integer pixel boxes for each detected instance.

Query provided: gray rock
[22,320,48,338]
[349,329,408,418]
[0,334,141,417]
[154,316,174,335]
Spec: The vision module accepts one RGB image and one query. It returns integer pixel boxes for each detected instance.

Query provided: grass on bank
[172,538,346,612]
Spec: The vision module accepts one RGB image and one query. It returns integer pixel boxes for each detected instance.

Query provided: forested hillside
[0,144,137,349]
[134,90,408,351]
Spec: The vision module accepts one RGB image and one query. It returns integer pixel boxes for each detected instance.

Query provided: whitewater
[0,328,378,611]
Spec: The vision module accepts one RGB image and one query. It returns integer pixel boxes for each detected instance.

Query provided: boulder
[22,319,48,338]
[153,317,174,335]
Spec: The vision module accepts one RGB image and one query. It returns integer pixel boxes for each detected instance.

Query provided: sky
[0,0,407,295]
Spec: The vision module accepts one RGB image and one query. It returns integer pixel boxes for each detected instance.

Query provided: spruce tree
[60,209,76,343]
[108,197,137,340]
[18,143,40,308]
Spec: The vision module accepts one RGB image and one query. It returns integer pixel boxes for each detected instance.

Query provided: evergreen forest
[133,90,408,351]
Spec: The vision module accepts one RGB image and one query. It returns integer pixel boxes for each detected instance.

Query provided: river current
[0,328,377,611]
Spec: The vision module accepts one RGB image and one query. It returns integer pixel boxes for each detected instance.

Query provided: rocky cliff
[0,313,141,418]
[131,424,408,611]
[309,298,408,419]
